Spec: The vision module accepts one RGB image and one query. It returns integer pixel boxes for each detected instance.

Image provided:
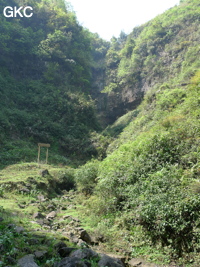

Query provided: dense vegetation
[0,0,200,265]
[95,0,200,124]
[74,0,200,264]
[0,0,105,167]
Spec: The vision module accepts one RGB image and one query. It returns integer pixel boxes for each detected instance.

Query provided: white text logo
[3,6,33,18]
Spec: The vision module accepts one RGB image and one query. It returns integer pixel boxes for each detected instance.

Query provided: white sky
[68,0,180,40]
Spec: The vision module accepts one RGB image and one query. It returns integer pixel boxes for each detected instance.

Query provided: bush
[75,160,99,195]
[140,193,200,256]
[57,168,75,191]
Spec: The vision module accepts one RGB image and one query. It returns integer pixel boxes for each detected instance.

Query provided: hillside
[74,0,200,265]
[93,0,200,125]
[0,0,103,167]
[0,0,200,266]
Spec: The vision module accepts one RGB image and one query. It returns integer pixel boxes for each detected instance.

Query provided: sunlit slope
[98,0,200,123]
[81,71,200,257]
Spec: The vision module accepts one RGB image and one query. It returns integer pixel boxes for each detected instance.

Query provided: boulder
[34,251,47,260]
[98,254,125,267]
[67,232,79,244]
[18,204,26,209]
[128,258,142,266]
[53,257,88,267]
[37,195,46,202]
[33,212,45,219]
[127,258,159,267]
[46,211,56,219]
[39,169,49,177]
[18,254,39,267]
[75,228,91,244]
[54,241,67,251]
[58,247,76,258]
[70,248,98,260]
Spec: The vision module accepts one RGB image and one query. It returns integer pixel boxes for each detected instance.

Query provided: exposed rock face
[91,82,144,126]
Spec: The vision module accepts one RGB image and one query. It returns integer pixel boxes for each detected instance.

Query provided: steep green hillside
[94,0,200,125]
[0,0,102,167]
[0,0,200,264]
[74,0,200,264]
[76,70,200,265]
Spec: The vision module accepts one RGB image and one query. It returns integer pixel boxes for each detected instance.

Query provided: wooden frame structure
[38,143,50,164]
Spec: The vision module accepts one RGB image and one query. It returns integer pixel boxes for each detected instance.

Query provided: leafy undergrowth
[73,71,200,266]
[0,206,66,266]
[0,162,77,266]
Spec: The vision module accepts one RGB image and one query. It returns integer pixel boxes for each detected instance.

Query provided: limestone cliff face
[91,79,144,127]
[91,0,200,127]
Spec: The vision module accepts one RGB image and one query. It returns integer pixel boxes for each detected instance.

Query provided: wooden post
[38,143,50,164]
[46,148,49,164]
[38,145,41,164]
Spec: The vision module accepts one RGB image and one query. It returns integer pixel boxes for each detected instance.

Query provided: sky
[67,0,180,40]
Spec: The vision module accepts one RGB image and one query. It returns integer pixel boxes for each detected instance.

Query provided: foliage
[96,0,200,124]
[0,0,102,165]
[87,69,200,259]
[75,160,99,195]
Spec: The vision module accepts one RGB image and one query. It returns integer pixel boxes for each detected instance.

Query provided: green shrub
[57,168,75,192]
[140,192,200,256]
[75,160,99,195]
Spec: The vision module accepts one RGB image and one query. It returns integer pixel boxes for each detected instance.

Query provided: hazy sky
[68,0,180,40]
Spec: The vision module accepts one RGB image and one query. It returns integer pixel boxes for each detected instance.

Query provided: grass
[0,161,79,266]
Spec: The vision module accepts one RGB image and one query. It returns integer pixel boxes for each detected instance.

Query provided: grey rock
[128,258,142,266]
[34,251,47,260]
[98,254,125,267]
[18,204,26,209]
[20,188,30,194]
[15,226,25,233]
[53,257,88,267]
[58,247,76,257]
[54,241,67,251]
[47,204,55,210]
[70,248,98,260]
[46,211,56,219]
[33,212,45,219]
[77,239,89,248]
[78,229,91,244]
[39,169,49,177]
[63,215,71,220]
[37,195,46,202]
[18,254,39,267]
[68,232,79,244]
